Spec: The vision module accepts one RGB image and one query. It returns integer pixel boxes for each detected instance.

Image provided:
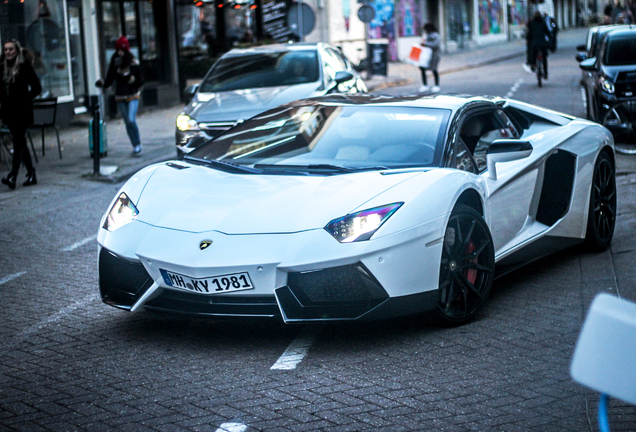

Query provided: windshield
[199,50,320,92]
[605,36,636,65]
[188,104,450,172]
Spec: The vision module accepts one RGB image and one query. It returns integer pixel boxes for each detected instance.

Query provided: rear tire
[584,152,616,251]
[435,204,495,325]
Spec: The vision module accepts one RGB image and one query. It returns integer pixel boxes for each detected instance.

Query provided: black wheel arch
[454,189,484,217]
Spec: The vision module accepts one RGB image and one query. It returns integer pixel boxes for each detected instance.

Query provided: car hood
[601,64,636,81]
[134,163,421,234]
[185,83,322,122]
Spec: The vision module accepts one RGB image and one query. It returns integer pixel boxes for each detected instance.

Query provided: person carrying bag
[96,36,144,156]
[419,23,442,93]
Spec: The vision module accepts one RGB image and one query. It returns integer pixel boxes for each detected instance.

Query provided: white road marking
[0,271,26,286]
[581,86,587,109]
[271,327,319,370]
[215,423,247,432]
[16,297,97,337]
[62,235,96,252]
[506,78,524,98]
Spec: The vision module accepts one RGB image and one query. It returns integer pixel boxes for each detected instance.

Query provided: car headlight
[600,76,615,94]
[103,193,139,232]
[176,114,200,131]
[325,203,403,243]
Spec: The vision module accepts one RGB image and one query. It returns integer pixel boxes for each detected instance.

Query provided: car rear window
[605,36,636,65]
[199,50,320,92]
[189,104,451,170]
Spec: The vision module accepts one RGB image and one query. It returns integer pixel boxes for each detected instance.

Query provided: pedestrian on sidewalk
[419,23,441,93]
[0,39,41,190]
[96,36,144,157]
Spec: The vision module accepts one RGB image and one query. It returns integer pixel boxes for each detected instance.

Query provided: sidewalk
[0,28,586,186]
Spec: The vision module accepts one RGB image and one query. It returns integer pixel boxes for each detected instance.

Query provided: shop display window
[0,0,72,101]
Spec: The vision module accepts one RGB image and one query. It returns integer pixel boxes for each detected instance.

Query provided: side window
[494,110,520,139]
[450,139,477,174]
[327,48,349,71]
[322,51,338,83]
[322,49,351,91]
[461,111,515,173]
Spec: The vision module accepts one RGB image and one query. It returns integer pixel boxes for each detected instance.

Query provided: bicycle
[536,50,544,87]
[601,101,636,155]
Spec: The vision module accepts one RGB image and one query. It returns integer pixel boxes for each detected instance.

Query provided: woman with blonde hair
[0,39,41,190]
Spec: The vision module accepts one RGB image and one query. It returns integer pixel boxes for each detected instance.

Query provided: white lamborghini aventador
[98,94,616,325]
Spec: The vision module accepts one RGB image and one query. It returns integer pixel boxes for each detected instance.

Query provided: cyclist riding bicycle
[523,11,551,79]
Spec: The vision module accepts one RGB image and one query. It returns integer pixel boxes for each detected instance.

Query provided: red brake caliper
[465,240,477,285]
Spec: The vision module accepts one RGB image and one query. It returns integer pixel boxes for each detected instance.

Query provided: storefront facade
[0,0,94,124]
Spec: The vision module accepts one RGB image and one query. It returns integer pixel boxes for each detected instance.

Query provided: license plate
[160,269,254,294]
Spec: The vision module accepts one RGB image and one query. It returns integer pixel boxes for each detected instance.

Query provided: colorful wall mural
[509,0,528,26]
[369,0,397,60]
[397,0,421,37]
[478,0,504,35]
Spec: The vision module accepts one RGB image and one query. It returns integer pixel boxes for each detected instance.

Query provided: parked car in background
[175,43,367,157]
[99,94,616,325]
[580,26,636,153]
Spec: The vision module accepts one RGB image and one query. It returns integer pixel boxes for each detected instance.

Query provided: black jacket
[0,58,42,128]
[527,16,551,49]
[103,53,143,101]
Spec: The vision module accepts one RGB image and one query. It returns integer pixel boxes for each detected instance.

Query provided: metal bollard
[90,95,101,175]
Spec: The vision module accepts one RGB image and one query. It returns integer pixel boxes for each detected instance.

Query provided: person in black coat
[96,36,144,156]
[524,11,551,79]
[1,39,42,190]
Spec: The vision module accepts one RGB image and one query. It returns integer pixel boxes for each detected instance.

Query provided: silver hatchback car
[175,43,367,157]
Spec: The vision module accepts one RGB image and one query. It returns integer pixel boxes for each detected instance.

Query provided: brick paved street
[1,28,635,431]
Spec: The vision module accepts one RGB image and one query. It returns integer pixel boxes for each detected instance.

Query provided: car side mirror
[575,52,588,63]
[183,84,199,105]
[579,58,597,71]
[327,71,355,93]
[486,139,533,180]
[334,71,354,85]
[576,43,587,51]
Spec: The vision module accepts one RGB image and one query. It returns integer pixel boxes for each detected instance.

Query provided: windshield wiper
[254,164,390,174]
[184,156,262,174]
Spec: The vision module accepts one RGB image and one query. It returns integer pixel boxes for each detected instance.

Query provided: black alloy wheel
[584,151,617,251]
[436,204,495,325]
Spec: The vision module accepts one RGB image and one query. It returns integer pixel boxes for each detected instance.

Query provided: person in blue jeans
[96,36,144,156]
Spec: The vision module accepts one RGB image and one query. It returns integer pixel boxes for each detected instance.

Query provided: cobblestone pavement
[1,27,636,431]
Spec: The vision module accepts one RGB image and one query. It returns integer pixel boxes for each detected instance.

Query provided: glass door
[67,0,88,112]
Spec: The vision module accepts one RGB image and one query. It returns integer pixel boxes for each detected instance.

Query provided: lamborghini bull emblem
[199,240,213,250]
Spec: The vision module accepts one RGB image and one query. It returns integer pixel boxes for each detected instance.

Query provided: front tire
[436,204,495,325]
[584,151,617,251]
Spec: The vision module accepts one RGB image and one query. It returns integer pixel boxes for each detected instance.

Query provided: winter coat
[526,17,551,50]
[421,31,442,71]
[0,58,42,128]
[102,53,143,102]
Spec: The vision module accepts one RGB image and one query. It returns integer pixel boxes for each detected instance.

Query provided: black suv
[580,26,636,152]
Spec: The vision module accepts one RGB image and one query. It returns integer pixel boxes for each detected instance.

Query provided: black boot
[1,173,16,190]
[23,170,37,187]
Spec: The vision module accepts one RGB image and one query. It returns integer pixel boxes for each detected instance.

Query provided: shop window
[140,1,159,60]
[397,0,421,37]
[0,0,72,101]
[102,1,123,59]
[225,1,256,47]
[177,3,216,57]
